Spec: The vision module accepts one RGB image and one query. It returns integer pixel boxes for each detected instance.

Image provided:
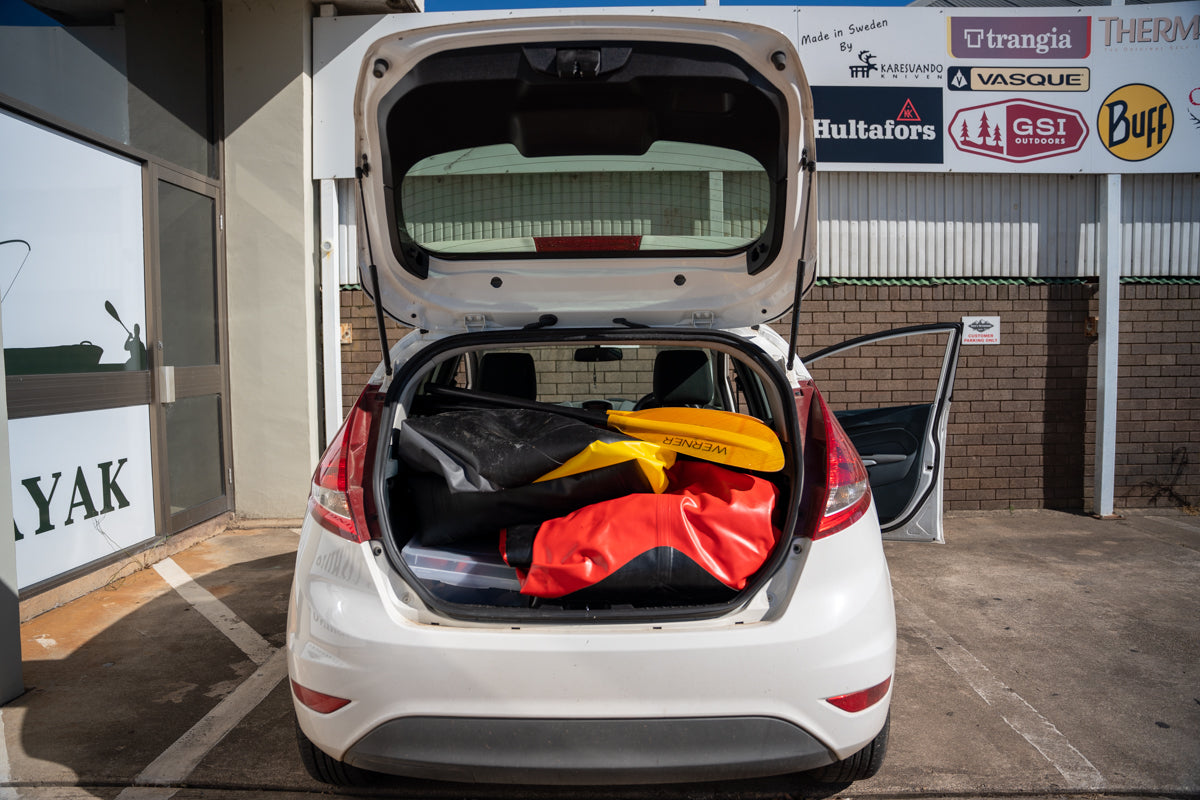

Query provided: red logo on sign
[949,99,1088,162]
[897,98,921,122]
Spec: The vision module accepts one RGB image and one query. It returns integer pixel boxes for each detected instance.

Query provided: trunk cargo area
[380,337,800,615]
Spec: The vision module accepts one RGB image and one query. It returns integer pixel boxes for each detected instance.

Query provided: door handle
[155,365,175,404]
[859,453,906,467]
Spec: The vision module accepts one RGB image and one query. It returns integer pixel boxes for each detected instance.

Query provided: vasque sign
[947,67,1090,92]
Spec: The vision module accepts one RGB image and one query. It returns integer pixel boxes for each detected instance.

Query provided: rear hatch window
[402,142,769,257]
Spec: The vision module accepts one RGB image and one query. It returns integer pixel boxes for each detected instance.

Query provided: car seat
[635,349,714,409]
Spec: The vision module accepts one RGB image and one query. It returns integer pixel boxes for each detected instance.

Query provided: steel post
[1094,174,1121,518]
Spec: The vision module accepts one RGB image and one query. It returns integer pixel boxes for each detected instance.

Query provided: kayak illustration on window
[1,239,147,374]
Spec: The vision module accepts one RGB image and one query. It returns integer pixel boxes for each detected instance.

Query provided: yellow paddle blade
[605,407,785,472]
[534,439,676,492]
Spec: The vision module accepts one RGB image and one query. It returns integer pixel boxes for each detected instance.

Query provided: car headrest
[479,352,537,400]
[653,349,713,407]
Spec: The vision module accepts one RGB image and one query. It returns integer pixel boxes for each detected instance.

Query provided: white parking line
[110,557,290,798]
[128,648,288,788]
[895,589,1105,790]
[152,559,275,665]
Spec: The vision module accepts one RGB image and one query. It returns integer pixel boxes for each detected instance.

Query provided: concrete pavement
[1,511,1197,799]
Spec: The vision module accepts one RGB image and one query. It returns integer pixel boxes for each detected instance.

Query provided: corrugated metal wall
[1122,174,1200,278]
[401,171,762,243]
[818,172,1200,280]
[335,178,359,286]
[818,172,1099,279]
[331,172,1200,284]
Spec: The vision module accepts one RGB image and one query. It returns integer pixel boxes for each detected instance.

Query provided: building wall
[223,0,320,518]
[1117,284,1200,510]
[795,282,1200,512]
[794,283,1099,512]
[339,283,1200,513]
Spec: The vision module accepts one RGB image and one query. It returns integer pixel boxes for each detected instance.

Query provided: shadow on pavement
[7,532,854,800]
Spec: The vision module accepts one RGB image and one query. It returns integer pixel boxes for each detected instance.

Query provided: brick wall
[789,283,1099,512]
[1117,284,1200,511]
[338,291,408,414]
[338,284,1200,512]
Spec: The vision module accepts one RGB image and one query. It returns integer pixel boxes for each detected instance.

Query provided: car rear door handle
[859,453,906,467]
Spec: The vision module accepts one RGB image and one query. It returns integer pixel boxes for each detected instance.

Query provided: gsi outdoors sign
[948,99,1088,163]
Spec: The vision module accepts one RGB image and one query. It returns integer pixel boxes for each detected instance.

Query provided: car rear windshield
[400,142,769,256]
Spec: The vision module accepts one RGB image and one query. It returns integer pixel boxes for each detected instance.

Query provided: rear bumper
[345,715,832,784]
[287,507,895,783]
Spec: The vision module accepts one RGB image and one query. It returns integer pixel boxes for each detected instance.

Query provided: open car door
[804,323,963,542]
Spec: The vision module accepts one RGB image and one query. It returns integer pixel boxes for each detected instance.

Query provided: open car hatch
[353,16,817,332]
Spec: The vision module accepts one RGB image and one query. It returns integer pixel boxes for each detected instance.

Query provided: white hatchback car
[287,15,962,789]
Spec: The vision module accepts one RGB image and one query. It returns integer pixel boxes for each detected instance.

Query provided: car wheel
[295,718,375,787]
[808,713,890,784]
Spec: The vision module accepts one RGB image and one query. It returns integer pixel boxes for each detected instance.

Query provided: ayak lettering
[14,459,130,540]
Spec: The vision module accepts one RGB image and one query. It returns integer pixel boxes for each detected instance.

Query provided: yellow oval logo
[1098,83,1173,161]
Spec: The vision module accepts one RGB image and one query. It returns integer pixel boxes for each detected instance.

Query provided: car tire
[295,718,375,787]
[808,713,890,784]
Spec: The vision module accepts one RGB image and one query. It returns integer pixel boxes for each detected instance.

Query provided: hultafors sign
[812,86,943,164]
[949,99,1088,163]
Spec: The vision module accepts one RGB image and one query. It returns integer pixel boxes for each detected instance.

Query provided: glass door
[148,168,232,533]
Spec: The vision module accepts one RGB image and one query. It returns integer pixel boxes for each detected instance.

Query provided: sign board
[796,4,1199,172]
[313,3,1200,176]
[10,406,155,589]
[962,316,1001,345]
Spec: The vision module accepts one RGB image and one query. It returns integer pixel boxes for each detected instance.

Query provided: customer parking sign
[962,316,1001,345]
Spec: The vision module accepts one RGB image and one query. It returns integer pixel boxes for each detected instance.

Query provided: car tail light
[534,235,642,252]
[291,679,350,713]
[811,390,872,540]
[826,676,891,712]
[308,384,383,543]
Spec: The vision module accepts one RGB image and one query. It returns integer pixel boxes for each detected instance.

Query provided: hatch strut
[786,152,816,373]
[356,164,392,377]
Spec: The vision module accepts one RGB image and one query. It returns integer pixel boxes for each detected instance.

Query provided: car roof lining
[374,41,789,278]
[379,42,787,177]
